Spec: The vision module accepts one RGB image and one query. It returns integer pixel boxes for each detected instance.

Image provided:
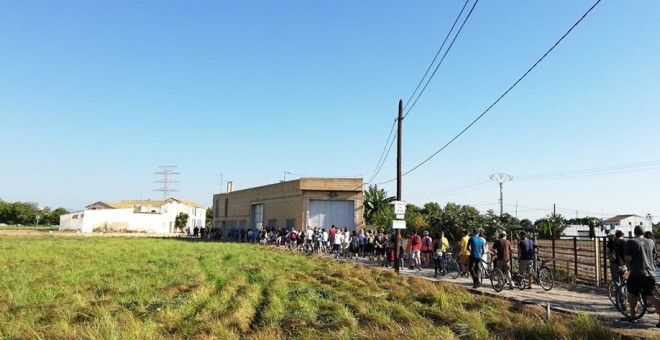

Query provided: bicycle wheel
[514,273,526,290]
[646,285,660,315]
[538,267,554,291]
[478,263,486,284]
[608,281,618,306]
[448,260,460,279]
[490,268,505,292]
[616,285,646,320]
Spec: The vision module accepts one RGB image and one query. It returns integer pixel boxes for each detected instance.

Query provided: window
[215,200,220,218]
[239,220,246,229]
[286,219,296,228]
[224,199,228,217]
[267,219,277,229]
[251,204,264,229]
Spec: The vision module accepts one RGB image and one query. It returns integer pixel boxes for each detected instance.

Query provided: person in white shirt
[333,230,343,259]
[322,228,329,252]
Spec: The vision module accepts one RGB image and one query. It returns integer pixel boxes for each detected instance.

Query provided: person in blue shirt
[467,229,486,288]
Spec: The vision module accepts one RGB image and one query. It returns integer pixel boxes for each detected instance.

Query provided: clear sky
[1,1,658,221]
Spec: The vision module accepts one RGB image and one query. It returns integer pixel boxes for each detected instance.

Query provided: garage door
[308,200,355,231]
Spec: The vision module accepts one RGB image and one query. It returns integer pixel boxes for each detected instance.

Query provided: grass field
[0,236,617,339]
[0,225,59,231]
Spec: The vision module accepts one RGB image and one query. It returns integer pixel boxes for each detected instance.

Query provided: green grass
[0,236,619,339]
[0,225,59,231]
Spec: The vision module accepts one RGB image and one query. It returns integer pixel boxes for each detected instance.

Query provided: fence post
[594,237,600,287]
[552,237,556,272]
[602,237,608,285]
[573,237,578,279]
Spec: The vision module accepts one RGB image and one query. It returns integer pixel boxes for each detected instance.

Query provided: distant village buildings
[59,198,204,234]
[212,178,363,236]
[561,214,653,239]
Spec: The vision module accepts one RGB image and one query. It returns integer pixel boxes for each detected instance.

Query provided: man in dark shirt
[518,231,537,289]
[624,226,660,326]
[493,231,513,289]
[606,230,626,283]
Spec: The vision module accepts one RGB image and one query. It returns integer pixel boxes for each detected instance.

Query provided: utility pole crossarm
[489,173,513,216]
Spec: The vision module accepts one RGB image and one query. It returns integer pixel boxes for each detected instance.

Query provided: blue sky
[1,1,658,221]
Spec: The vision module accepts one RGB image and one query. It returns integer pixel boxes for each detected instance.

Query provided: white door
[308,200,355,231]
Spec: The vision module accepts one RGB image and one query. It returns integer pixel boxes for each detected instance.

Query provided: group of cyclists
[242,225,546,293]
[606,227,660,327]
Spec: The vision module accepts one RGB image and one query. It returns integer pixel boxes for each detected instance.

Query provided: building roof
[86,198,204,210]
[603,214,638,223]
[166,198,205,209]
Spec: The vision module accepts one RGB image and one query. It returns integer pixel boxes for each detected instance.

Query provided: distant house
[602,214,652,237]
[561,224,608,239]
[59,198,205,234]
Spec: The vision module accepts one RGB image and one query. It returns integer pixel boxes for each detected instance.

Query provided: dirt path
[332,255,660,338]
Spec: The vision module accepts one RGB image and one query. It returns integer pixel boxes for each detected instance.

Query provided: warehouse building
[212,178,363,234]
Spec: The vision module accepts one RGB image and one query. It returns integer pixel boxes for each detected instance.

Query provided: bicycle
[445,251,462,279]
[614,268,660,321]
[512,256,554,291]
[479,256,506,292]
[608,265,627,307]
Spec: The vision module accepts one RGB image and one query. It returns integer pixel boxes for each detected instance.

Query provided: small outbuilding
[212,178,363,235]
[59,198,205,234]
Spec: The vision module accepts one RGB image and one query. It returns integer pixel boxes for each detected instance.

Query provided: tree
[535,214,566,239]
[175,212,189,232]
[363,185,394,226]
[45,207,69,225]
[206,207,213,227]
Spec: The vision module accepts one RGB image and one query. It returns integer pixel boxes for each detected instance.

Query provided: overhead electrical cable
[366,118,398,184]
[403,0,479,119]
[403,0,472,117]
[516,159,660,181]
[377,0,602,185]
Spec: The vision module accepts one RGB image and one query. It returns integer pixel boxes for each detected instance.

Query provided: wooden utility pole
[395,100,403,274]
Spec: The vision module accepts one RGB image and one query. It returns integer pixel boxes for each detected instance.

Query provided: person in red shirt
[408,230,422,271]
[420,231,433,267]
[328,225,336,253]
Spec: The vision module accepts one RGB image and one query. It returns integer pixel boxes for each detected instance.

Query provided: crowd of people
[606,226,660,327]
[209,222,659,328]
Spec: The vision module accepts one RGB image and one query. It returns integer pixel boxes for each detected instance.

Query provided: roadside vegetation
[0,236,617,339]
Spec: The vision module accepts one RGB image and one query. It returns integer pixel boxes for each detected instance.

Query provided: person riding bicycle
[606,230,626,283]
[493,231,513,289]
[518,231,536,289]
[467,229,486,288]
[623,226,660,326]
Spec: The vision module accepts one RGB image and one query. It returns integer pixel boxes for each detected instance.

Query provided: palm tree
[363,185,394,226]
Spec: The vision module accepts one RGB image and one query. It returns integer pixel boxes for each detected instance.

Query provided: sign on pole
[393,201,406,220]
[392,220,406,229]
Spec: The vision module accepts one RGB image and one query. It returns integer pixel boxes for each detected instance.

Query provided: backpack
[412,235,420,246]
[425,237,431,248]
[290,232,297,241]
[368,236,375,245]
[351,237,358,248]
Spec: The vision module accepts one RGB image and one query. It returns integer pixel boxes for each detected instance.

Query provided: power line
[378,0,602,185]
[516,160,660,181]
[403,0,472,118]
[403,0,479,120]
[366,119,397,184]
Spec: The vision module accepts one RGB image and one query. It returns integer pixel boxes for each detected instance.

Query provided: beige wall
[212,178,363,232]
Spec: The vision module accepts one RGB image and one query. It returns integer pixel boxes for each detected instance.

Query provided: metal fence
[509,236,660,286]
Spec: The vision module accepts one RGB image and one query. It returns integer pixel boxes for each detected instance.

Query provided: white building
[561,224,608,239]
[59,198,205,234]
[602,214,652,237]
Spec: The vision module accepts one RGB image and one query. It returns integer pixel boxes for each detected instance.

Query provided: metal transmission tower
[490,173,513,216]
[154,166,180,200]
